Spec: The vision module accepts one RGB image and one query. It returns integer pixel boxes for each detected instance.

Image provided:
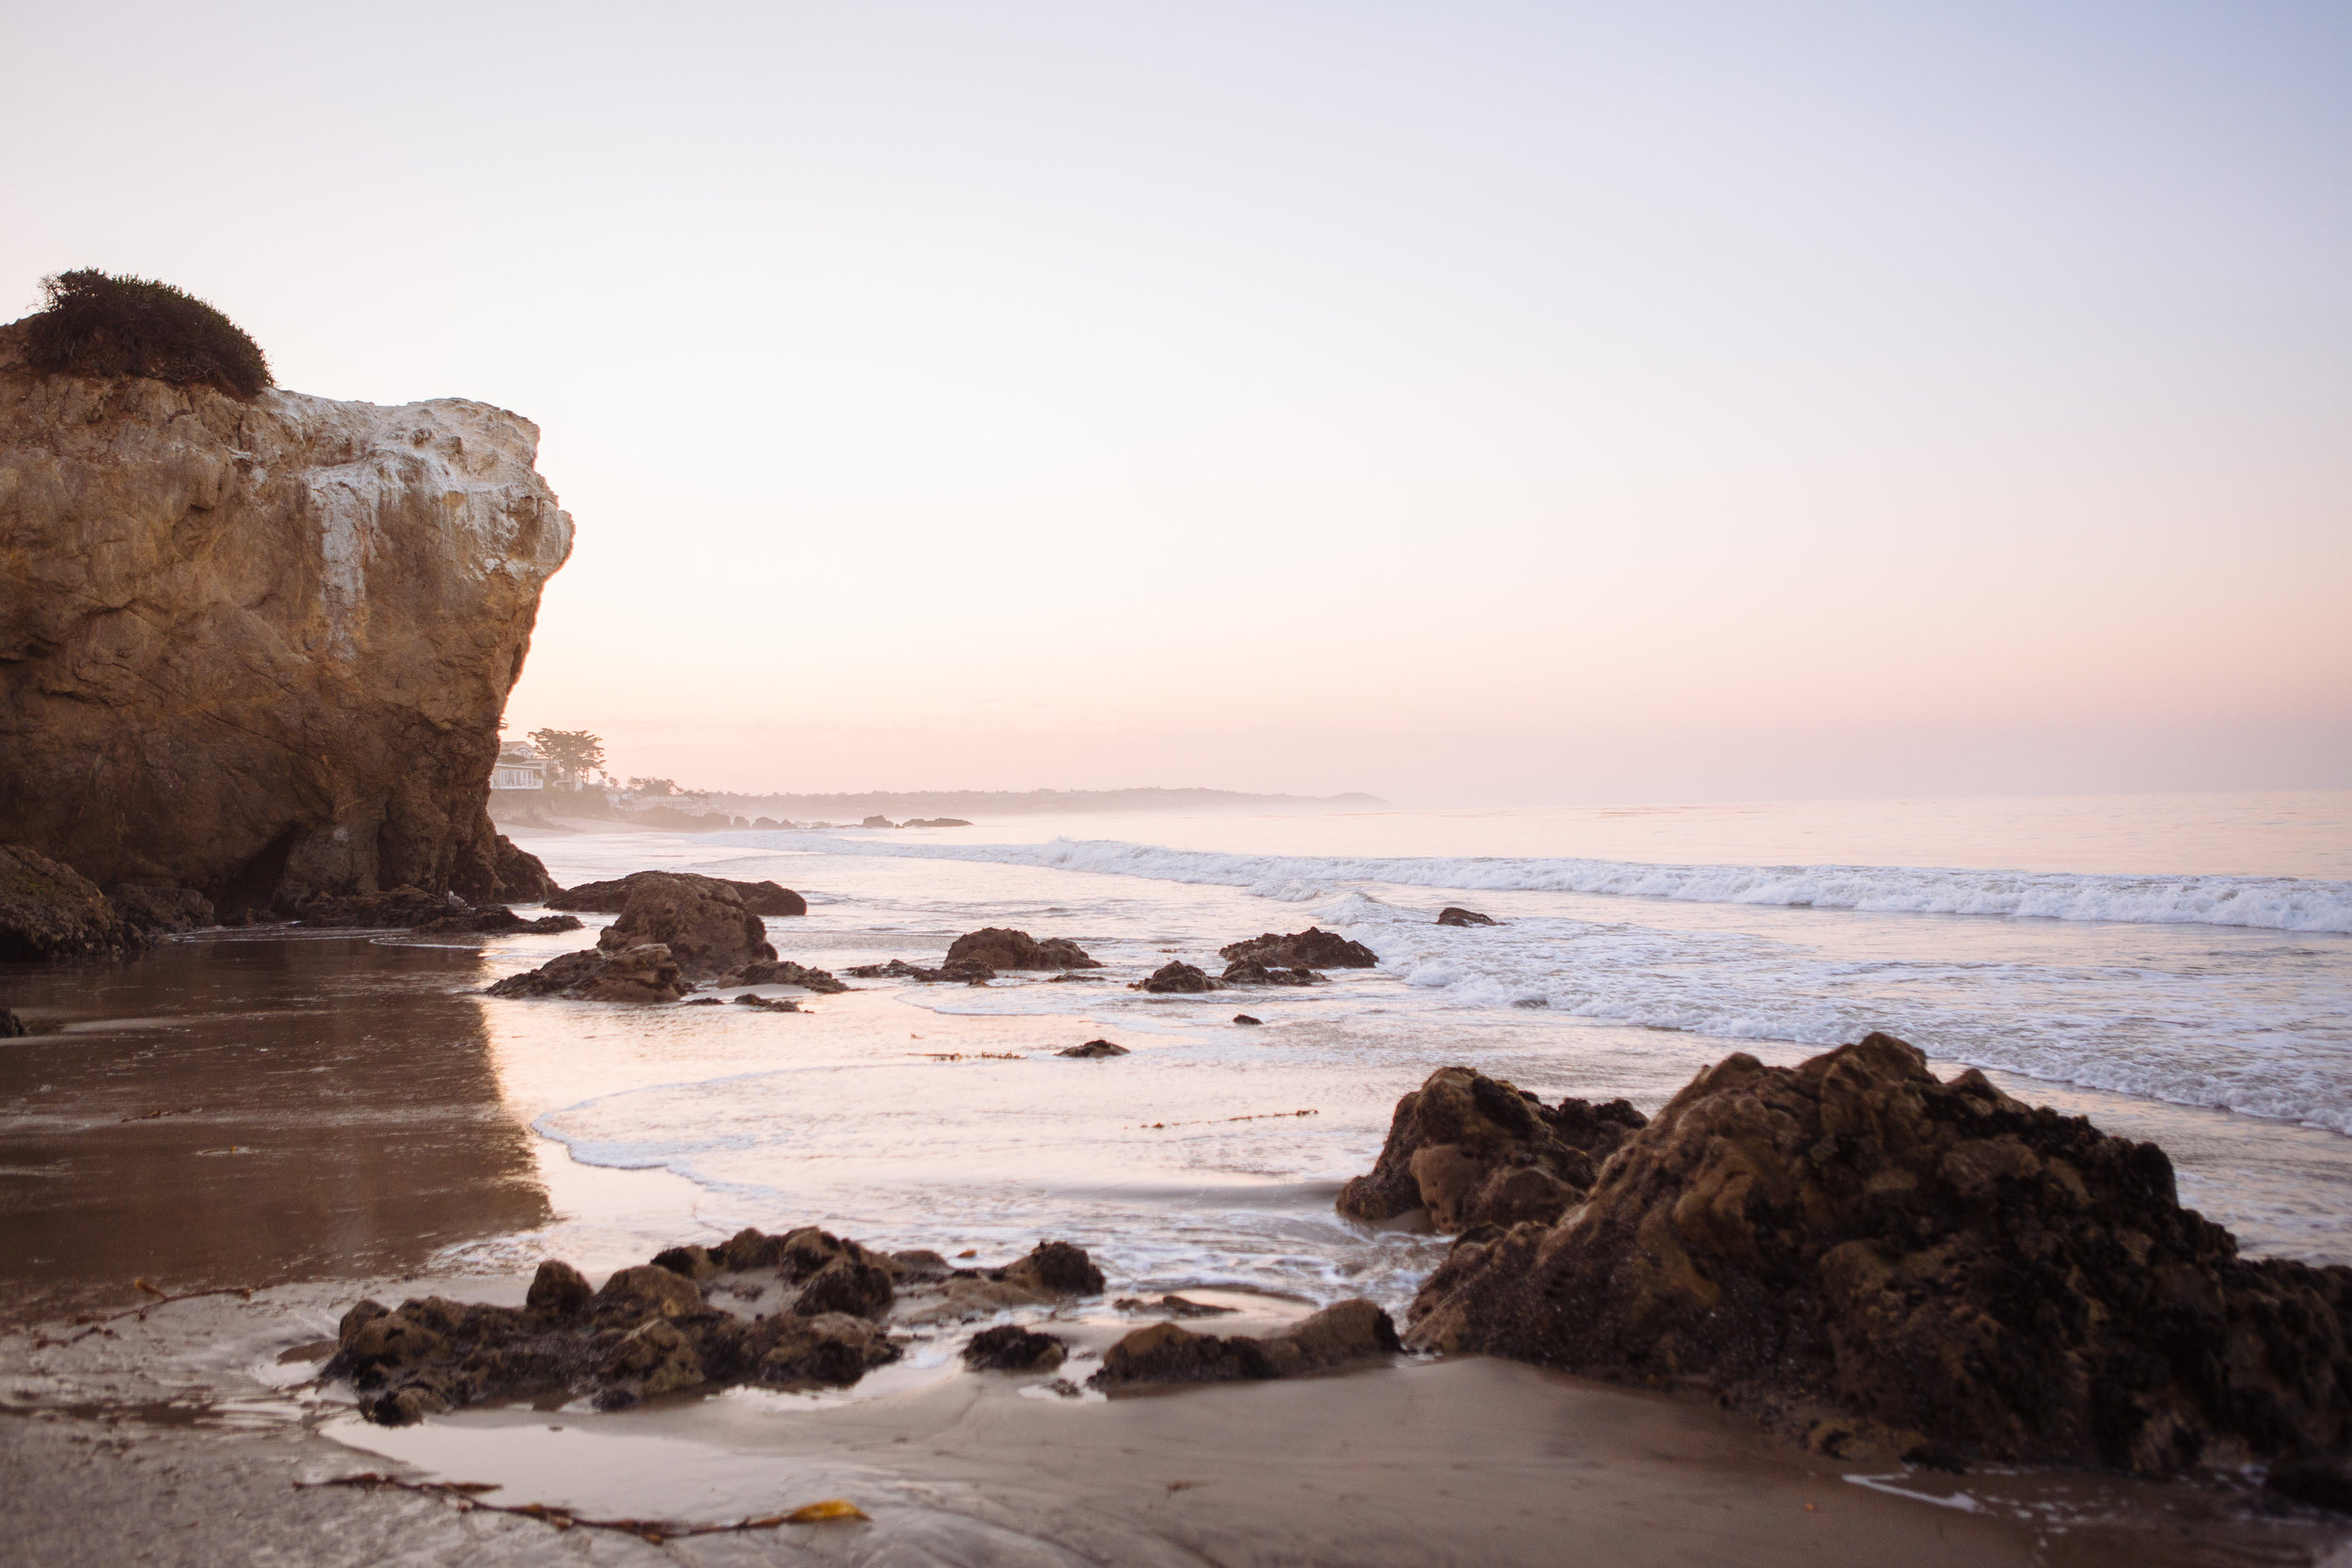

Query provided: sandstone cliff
[0,323,571,913]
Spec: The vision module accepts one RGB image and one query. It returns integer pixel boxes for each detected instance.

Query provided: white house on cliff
[491,740,546,792]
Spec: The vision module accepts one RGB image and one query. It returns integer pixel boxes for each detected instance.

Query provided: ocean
[450,788,2352,1322]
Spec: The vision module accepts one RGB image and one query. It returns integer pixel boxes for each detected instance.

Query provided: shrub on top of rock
[19,269,271,398]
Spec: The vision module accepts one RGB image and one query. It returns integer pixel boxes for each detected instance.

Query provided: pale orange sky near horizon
[7,2,2347,806]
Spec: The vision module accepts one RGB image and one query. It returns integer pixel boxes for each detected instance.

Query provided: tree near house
[526,729,605,790]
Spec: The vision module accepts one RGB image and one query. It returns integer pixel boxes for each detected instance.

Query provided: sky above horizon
[7,2,2347,806]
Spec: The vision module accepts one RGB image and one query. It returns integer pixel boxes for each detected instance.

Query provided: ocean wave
[714,832,2352,935]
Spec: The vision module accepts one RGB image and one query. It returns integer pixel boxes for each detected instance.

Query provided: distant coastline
[699,786,1390,817]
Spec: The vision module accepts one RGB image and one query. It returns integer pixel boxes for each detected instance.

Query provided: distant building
[491,740,546,791]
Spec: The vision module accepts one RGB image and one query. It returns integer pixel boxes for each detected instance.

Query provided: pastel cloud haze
[8,1,2345,803]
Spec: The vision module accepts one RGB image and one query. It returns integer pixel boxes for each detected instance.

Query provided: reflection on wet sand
[0,936,548,1323]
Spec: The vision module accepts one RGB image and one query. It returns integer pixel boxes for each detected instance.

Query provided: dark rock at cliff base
[724,958,848,992]
[2268,1456,2352,1514]
[1218,927,1377,969]
[595,873,774,980]
[1339,1066,1647,1233]
[944,927,1103,971]
[1221,958,1325,986]
[1059,1039,1128,1058]
[105,883,216,936]
[414,906,583,936]
[1,844,146,961]
[549,872,806,918]
[0,348,571,918]
[485,943,685,1004]
[963,1324,1067,1372]
[1233,1014,1263,1026]
[289,886,466,927]
[1134,960,1218,993]
[451,834,560,908]
[1405,1034,2352,1477]
[1089,1300,1399,1389]
[0,1008,26,1037]
[1438,906,1499,927]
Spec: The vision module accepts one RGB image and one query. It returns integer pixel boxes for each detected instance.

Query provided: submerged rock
[1405,1034,2352,1476]
[484,942,686,1004]
[1134,960,1218,993]
[1220,958,1324,986]
[413,906,583,936]
[1339,1066,1647,1233]
[1089,1300,1400,1389]
[725,958,849,992]
[962,1324,1067,1372]
[944,927,1103,971]
[549,871,806,918]
[1218,927,1377,970]
[843,956,993,984]
[0,339,572,919]
[0,843,142,961]
[594,873,774,980]
[1437,906,1499,927]
[1058,1038,1128,1057]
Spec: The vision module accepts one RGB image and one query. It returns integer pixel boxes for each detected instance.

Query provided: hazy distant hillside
[704,787,1388,818]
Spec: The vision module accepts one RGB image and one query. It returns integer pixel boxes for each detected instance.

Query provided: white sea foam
[717,832,2352,935]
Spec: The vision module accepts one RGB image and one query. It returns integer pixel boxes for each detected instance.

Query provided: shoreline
[7,1272,2343,1567]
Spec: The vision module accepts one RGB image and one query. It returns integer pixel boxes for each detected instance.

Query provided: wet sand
[6,1276,2344,1567]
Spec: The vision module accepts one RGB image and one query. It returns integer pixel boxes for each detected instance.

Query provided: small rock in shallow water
[1220,958,1324,986]
[1089,1300,1399,1388]
[1059,1039,1128,1057]
[1217,927,1376,970]
[1115,1294,1238,1318]
[944,927,1103,971]
[961,1323,1067,1372]
[1133,961,1217,993]
[734,993,802,1012]
[1437,906,1499,927]
[1232,1014,1262,1026]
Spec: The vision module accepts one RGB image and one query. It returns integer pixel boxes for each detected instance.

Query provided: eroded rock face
[0,332,572,915]
[1219,928,1377,969]
[549,872,805,918]
[1405,1035,2352,1476]
[1089,1300,1400,1389]
[594,874,775,980]
[943,928,1102,971]
[1338,1066,1646,1233]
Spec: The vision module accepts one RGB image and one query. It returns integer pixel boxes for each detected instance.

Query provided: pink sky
[8,3,2346,804]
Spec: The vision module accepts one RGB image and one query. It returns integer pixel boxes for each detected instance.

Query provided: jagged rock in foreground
[0,843,142,960]
[326,1232,1106,1423]
[1089,1300,1400,1389]
[485,943,686,1003]
[549,871,805,918]
[1339,1066,1646,1232]
[0,326,572,916]
[1219,927,1378,969]
[1406,1034,2352,1476]
[943,927,1103,971]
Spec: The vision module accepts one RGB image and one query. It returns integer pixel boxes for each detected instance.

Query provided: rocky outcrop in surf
[1403,1035,2352,1477]
[1135,960,1218,993]
[549,872,805,918]
[327,1232,1107,1422]
[943,927,1101,971]
[485,943,687,1003]
[1219,928,1377,969]
[1338,1066,1646,1232]
[0,320,572,919]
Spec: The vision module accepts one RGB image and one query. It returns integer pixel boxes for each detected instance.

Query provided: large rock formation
[0,323,571,916]
[593,873,774,979]
[1405,1035,2352,1477]
[1339,1066,1646,1232]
